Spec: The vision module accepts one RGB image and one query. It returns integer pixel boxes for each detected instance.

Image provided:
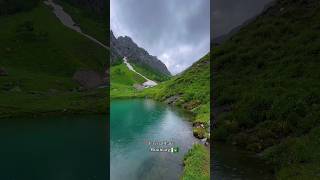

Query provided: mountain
[110,30,122,64]
[213,0,320,178]
[213,0,276,45]
[110,30,171,76]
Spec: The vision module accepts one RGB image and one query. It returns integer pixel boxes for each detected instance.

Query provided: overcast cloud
[111,0,210,75]
[212,0,274,38]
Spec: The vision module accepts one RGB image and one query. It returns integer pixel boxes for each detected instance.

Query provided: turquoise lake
[110,99,196,180]
[0,115,107,180]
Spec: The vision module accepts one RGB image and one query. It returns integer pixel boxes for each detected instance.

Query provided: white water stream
[123,57,157,88]
[44,0,109,50]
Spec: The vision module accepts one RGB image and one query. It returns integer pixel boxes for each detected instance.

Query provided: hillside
[110,63,145,98]
[110,31,171,99]
[142,53,210,125]
[139,53,210,180]
[0,1,108,118]
[0,0,40,16]
[57,0,108,45]
[212,0,320,178]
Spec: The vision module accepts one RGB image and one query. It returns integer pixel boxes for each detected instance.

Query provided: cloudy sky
[212,0,274,38]
[111,0,210,75]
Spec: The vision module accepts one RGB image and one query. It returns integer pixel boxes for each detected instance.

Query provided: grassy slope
[110,63,145,98]
[213,0,320,178]
[139,53,210,179]
[142,54,210,125]
[0,3,108,118]
[0,0,40,16]
[110,56,172,98]
[182,144,210,180]
[131,63,170,82]
[57,0,108,45]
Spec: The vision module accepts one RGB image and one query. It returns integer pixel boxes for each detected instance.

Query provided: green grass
[0,3,108,117]
[111,64,145,86]
[131,63,170,82]
[182,144,210,180]
[110,58,173,99]
[0,88,107,119]
[57,0,108,45]
[212,0,320,178]
[110,63,145,99]
[263,127,320,180]
[0,5,107,75]
[0,0,40,16]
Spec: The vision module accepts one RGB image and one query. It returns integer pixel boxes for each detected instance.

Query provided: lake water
[110,99,196,180]
[0,100,274,180]
[213,143,275,180]
[0,115,108,180]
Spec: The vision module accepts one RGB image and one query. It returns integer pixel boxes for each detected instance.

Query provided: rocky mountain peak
[110,30,171,76]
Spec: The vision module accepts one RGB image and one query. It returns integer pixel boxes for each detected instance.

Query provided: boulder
[0,68,8,76]
[72,70,104,89]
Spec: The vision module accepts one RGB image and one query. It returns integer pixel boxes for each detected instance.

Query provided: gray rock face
[110,31,122,65]
[72,70,104,89]
[110,30,171,76]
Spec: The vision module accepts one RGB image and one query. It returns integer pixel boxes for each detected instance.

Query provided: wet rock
[193,127,205,139]
[164,95,180,105]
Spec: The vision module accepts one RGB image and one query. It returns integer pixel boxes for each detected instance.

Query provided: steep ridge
[110,30,171,77]
[213,0,320,178]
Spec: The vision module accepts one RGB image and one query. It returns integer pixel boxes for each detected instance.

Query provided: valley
[110,34,210,178]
